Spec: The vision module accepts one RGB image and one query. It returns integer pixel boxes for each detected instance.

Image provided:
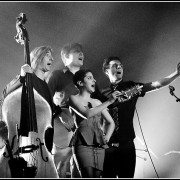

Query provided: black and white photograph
[0,1,180,178]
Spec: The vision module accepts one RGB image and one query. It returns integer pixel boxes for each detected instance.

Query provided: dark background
[1,2,180,178]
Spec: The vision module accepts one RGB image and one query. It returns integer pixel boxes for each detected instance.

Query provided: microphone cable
[135,107,159,178]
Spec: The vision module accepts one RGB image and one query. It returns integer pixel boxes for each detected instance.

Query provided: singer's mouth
[79,57,83,61]
[117,71,121,75]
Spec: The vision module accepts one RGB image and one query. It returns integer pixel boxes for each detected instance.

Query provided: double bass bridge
[16,136,48,163]
[15,143,41,154]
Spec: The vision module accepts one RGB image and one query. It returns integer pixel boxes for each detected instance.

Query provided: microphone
[169,85,175,92]
[169,85,180,102]
[169,85,175,95]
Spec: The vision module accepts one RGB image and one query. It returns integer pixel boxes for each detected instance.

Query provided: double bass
[0,13,58,178]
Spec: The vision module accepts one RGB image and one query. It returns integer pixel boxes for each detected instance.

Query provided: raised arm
[142,62,180,93]
[69,91,121,119]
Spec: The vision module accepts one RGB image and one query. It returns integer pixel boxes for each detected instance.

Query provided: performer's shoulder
[49,69,67,79]
[52,69,65,75]
[125,80,143,86]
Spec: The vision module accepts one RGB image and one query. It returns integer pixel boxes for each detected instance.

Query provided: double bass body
[0,87,58,178]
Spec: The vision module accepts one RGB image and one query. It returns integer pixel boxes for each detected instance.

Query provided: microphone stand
[170,91,180,102]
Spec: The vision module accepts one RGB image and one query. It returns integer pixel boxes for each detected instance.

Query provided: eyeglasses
[109,63,123,69]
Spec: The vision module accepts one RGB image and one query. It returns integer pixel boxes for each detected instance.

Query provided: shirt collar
[110,80,124,90]
[63,68,74,76]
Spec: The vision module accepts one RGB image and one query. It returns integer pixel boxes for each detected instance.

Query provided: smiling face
[105,60,123,83]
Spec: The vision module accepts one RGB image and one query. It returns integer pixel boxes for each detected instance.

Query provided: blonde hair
[30,46,52,70]
[60,43,82,66]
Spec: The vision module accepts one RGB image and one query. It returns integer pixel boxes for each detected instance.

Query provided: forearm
[144,62,180,93]
[159,71,179,87]
[104,122,115,142]
[143,71,179,93]
[101,110,115,142]
[86,100,112,118]
[3,75,22,99]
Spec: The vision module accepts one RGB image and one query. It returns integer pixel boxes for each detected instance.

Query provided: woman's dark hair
[73,69,92,89]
